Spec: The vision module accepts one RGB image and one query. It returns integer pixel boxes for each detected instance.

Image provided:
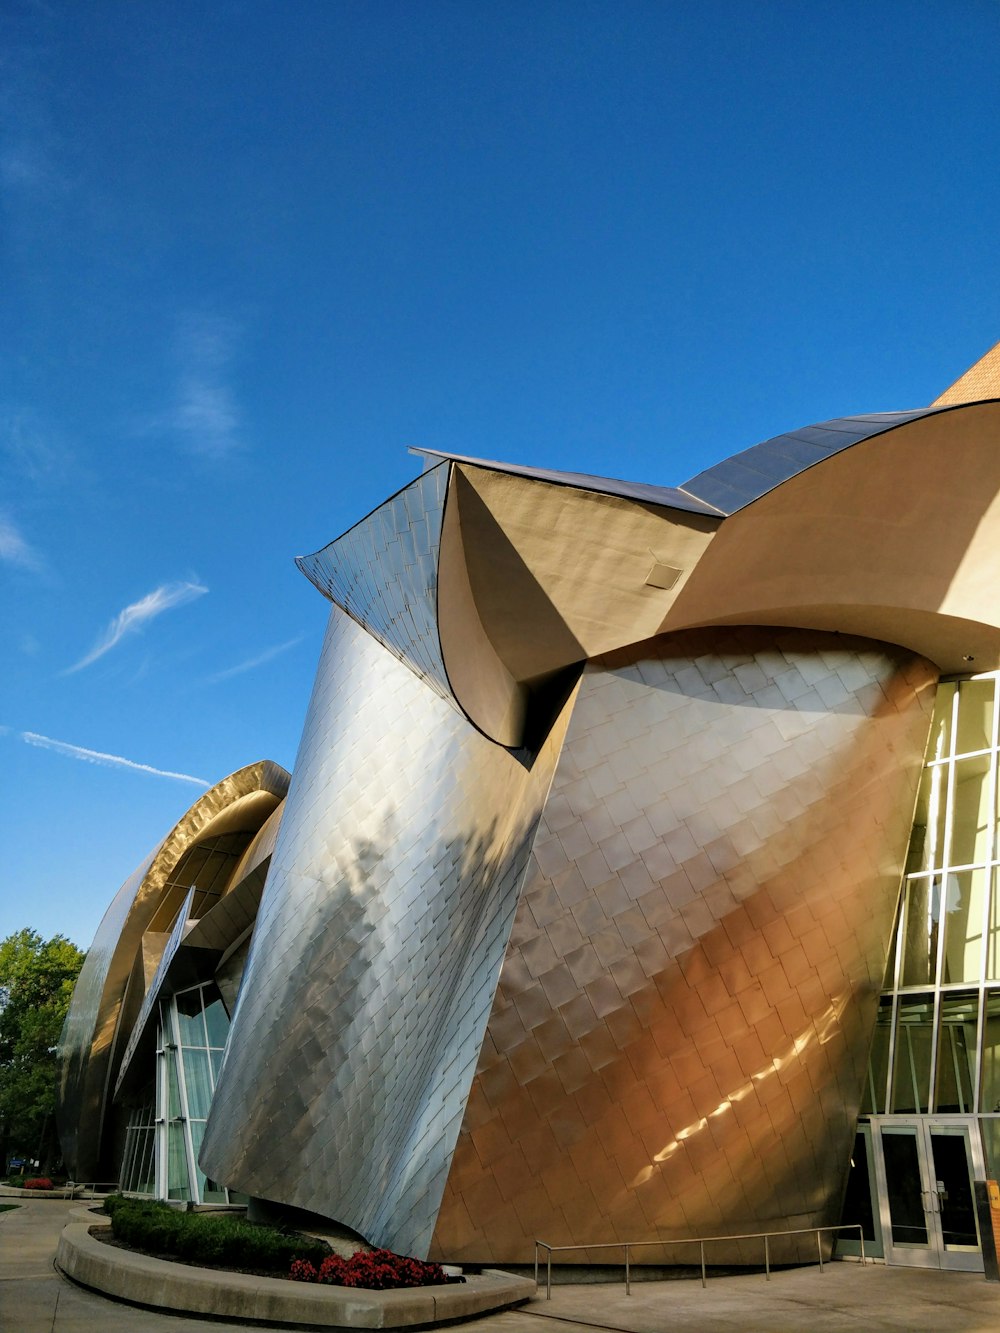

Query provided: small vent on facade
[645,561,682,591]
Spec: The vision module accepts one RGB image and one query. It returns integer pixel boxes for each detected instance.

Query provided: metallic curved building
[61,342,1000,1270]
[58,760,289,1196]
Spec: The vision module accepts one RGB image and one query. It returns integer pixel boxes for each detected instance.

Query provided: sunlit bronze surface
[430,630,936,1263]
[664,403,1000,675]
[933,338,1000,405]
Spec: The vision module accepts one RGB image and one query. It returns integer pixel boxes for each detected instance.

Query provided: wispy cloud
[21,731,209,787]
[206,635,305,685]
[163,312,244,460]
[66,580,208,673]
[2,407,76,485]
[0,513,44,573]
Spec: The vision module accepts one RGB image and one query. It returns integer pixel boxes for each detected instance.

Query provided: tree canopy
[0,928,85,1172]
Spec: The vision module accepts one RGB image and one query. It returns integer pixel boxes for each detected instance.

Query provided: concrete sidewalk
[3,1199,1000,1333]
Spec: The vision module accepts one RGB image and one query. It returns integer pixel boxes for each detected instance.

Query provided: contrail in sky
[21,731,210,787]
[206,634,305,684]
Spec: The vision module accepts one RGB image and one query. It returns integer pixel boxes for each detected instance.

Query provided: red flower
[290,1246,451,1289]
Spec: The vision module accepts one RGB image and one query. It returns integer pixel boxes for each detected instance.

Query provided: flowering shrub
[289,1248,453,1289]
[24,1178,54,1190]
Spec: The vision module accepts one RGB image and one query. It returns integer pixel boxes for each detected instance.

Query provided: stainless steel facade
[295,461,456,708]
[199,605,571,1255]
[60,372,1000,1266]
[58,850,156,1178]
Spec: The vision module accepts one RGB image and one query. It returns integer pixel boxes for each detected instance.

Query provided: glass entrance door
[837,1124,883,1258]
[872,1118,983,1271]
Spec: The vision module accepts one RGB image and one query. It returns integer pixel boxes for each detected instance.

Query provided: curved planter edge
[55,1224,535,1329]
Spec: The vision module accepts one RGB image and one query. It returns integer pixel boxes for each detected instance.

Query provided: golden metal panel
[933,338,1000,405]
[431,628,936,1263]
[57,760,290,1179]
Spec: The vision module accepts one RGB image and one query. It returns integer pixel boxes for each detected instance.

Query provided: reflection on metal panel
[411,448,723,517]
[432,629,936,1263]
[296,463,456,706]
[200,606,571,1257]
[682,409,945,513]
[57,850,157,1176]
[114,889,196,1096]
[224,801,283,894]
[56,761,290,1179]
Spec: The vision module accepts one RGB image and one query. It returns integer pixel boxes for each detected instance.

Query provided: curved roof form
[663,399,1000,675]
[300,392,1000,749]
[680,407,949,513]
[411,447,724,516]
[57,760,289,1177]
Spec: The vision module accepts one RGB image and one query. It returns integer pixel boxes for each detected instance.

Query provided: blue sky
[3,0,999,950]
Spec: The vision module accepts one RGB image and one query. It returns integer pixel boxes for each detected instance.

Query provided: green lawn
[0,1204,19,1213]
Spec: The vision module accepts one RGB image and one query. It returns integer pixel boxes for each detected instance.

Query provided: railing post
[700,1240,706,1289]
[817,1228,824,1272]
[534,1243,538,1288]
[625,1244,630,1296]
[859,1225,866,1267]
[547,1250,552,1301]
[764,1233,770,1281]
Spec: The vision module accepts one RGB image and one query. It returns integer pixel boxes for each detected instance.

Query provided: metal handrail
[51,1181,121,1198]
[533,1223,866,1298]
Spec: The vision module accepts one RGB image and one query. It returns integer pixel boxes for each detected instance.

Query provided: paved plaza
[3,1199,1000,1333]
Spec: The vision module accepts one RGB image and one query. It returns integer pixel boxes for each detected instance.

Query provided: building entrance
[869,1117,983,1271]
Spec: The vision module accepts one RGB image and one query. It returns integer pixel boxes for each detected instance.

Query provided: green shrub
[104,1197,329,1274]
[102,1195,164,1220]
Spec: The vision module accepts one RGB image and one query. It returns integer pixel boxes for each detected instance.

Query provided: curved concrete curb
[55,1223,535,1328]
[0,1185,91,1200]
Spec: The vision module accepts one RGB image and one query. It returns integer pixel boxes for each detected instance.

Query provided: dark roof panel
[410,448,725,517]
[681,408,946,514]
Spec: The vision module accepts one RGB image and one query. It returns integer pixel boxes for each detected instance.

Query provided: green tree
[0,929,85,1174]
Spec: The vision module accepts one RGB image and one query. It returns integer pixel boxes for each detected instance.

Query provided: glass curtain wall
[119,1100,156,1195]
[861,674,1000,1173]
[154,981,235,1203]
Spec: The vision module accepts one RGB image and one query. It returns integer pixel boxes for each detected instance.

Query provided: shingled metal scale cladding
[58,340,1000,1268]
